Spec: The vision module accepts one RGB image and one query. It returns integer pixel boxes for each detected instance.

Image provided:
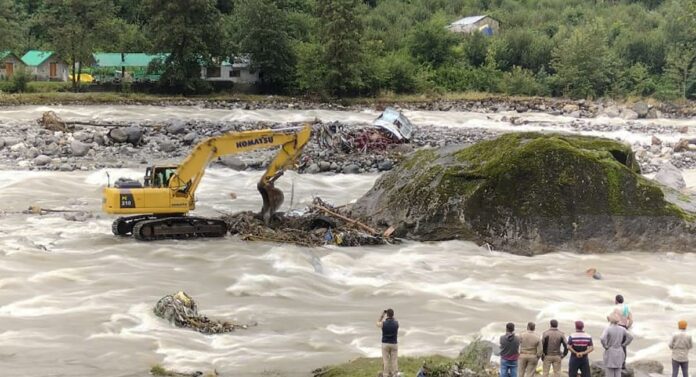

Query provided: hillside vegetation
[1,0,695,99]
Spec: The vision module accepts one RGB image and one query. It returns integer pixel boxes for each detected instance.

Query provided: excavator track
[112,215,158,236]
[131,216,228,241]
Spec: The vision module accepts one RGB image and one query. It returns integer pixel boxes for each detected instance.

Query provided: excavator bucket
[258,181,284,224]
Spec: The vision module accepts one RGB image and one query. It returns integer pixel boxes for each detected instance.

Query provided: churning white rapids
[0,169,694,377]
[0,105,696,376]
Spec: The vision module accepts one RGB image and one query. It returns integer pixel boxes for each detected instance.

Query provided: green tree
[663,45,696,99]
[0,0,21,50]
[551,25,615,98]
[316,0,365,95]
[235,0,295,91]
[146,0,225,93]
[408,15,458,67]
[38,0,117,91]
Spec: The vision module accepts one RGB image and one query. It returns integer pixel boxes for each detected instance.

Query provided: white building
[447,15,500,36]
[201,57,259,84]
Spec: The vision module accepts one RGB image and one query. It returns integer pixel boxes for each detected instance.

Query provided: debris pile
[224,198,396,247]
[154,291,254,334]
[39,111,71,132]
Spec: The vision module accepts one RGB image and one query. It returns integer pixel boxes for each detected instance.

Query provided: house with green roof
[21,50,70,81]
[0,51,26,80]
[92,52,168,83]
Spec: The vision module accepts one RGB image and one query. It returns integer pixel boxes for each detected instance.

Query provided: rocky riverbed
[0,103,694,175]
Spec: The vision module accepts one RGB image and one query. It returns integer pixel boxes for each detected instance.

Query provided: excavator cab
[143,166,178,188]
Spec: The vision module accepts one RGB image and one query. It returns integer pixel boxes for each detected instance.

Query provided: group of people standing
[498,295,692,377]
[376,295,692,377]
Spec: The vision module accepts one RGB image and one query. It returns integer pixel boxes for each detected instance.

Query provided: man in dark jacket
[499,322,520,377]
[377,308,399,377]
[542,319,568,377]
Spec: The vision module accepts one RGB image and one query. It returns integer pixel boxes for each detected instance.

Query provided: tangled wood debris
[154,291,255,335]
[223,198,396,247]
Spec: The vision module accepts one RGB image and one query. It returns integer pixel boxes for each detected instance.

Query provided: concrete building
[0,51,26,79]
[201,56,259,84]
[447,15,500,36]
[21,50,70,81]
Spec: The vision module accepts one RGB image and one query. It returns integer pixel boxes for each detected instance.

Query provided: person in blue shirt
[377,308,399,377]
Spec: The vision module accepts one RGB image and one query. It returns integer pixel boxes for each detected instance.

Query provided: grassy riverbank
[0,90,693,109]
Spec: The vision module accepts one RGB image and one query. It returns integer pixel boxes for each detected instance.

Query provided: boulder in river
[70,140,90,157]
[654,162,686,190]
[350,133,696,255]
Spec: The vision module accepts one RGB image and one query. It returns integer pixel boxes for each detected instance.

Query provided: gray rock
[26,147,39,159]
[651,136,662,146]
[70,140,91,157]
[628,360,663,374]
[318,161,331,172]
[591,361,634,377]
[159,140,177,153]
[330,162,339,171]
[633,101,649,118]
[0,139,4,149]
[217,156,247,170]
[342,164,360,174]
[562,104,579,113]
[569,110,582,118]
[459,339,496,369]
[378,160,394,171]
[125,126,143,145]
[183,132,198,145]
[646,108,661,119]
[59,164,73,171]
[306,163,321,174]
[622,109,639,120]
[33,155,52,166]
[167,121,187,134]
[108,128,129,143]
[654,162,686,190]
[603,106,621,118]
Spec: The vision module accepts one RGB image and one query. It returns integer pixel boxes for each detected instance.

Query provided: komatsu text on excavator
[102,125,312,241]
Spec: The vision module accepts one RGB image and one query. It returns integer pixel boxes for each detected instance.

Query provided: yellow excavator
[102,125,312,241]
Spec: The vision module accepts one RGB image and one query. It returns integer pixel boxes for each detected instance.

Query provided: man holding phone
[377,308,399,377]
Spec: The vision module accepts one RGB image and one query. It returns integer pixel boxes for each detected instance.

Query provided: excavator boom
[102,125,312,240]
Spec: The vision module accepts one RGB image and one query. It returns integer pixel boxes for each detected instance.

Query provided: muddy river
[1,106,695,376]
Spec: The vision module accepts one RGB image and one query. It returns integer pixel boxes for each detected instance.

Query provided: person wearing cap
[669,320,692,377]
[499,322,520,377]
[542,319,568,377]
[519,322,543,377]
[568,320,593,377]
[601,316,633,377]
[377,308,399,377]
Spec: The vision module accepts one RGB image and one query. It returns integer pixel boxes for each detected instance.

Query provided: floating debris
[223,198,396,247]
[153,291,255,335]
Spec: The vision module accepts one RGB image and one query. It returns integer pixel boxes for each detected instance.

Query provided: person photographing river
[377,309,399,377]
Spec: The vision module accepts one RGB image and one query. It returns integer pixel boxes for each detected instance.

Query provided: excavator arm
[167,125,312,221]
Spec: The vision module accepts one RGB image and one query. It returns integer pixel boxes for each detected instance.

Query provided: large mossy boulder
[351,133,695,254]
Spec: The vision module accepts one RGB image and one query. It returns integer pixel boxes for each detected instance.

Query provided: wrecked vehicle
[373,107,413,141]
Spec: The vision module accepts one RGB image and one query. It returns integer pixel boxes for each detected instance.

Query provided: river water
[1,105,695,376]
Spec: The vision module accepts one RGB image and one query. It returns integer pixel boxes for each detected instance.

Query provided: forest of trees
[0,0,695,99]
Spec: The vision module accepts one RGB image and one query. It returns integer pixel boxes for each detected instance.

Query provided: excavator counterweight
[102,125,312,240]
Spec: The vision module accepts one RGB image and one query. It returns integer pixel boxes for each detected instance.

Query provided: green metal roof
[0,50,11,60]
[92,53,169,67]
[21,50,55,66]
